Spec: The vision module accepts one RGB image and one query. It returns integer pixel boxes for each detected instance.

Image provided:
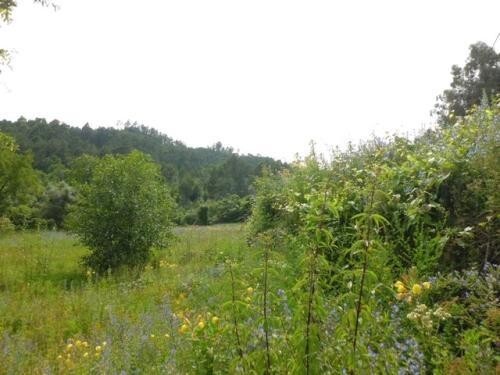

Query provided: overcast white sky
[0,0,499,161]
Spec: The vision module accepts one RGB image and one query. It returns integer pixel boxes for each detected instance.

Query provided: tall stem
[228,261,244,362]
[305,188,329,375]
[263,243,271,374]
[352,188,375,362]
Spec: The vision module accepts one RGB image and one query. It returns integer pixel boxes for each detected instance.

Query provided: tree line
[0,119,285,229]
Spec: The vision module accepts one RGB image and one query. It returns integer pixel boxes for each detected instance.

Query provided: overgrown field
[1,102,499,374]
[0,225,262,373]
[0,224,498,374]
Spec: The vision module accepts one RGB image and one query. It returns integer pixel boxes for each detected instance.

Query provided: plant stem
[228,261,244,362]
[305,187,329,375]
[352,187,375,362]
[263,242,272,374]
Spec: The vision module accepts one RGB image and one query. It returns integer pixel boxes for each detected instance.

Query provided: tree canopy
[0,132,41,217]
[434,41,500,126]
[69,151,175,272]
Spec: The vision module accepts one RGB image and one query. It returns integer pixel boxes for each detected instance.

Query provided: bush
[0,216,15,234]
[69,151,174,273]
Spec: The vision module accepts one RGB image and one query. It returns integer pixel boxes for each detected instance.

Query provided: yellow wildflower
[95,345,102,352]
[247,287,254,294]
[412,284,422,296]
[211,316,220,324]
[83,352,89,358]
[422,281,431,289]
[197,321,205,329]
[394,281,407,293]
[179,324,189,334]
[75,340,82,347]
[66,343,73,351]
[396,284,407,293]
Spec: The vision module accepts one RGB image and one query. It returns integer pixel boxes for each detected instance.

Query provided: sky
[0,0,499,161]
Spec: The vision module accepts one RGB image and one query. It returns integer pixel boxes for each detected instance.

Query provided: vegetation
[68,151,174,273]
[434,41,500,126]
[0,41,498,373]
[0,119,284,227]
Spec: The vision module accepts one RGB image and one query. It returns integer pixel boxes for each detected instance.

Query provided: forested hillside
[0,118,285,227]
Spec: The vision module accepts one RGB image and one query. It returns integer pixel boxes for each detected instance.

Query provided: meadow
[0,102,498,374]
[0,225,269,374]
[2,225,497,374]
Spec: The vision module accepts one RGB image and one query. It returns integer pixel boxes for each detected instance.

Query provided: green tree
[434,41,500,126]
[0,131,41,217]
[69,151,174,272]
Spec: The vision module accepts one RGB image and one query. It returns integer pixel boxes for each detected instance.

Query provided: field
[0,225,499,374]
[1,225,277,374]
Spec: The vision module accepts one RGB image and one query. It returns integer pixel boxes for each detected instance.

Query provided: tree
[434,41,500,126]
[69,151,174,273]
[0,131,41,217]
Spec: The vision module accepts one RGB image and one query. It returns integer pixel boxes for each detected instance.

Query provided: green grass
[0,225,268,374]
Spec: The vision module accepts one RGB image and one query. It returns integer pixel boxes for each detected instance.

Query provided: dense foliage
[0,119,284,228]
[0,132,41,223]
[68,151,174,272]
[244,99,499,372]
[0,41,498,374]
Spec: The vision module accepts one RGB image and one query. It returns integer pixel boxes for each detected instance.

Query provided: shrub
[69,151,174,273]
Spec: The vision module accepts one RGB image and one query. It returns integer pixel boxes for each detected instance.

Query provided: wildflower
[396,293,405,300]
[57,355,63,360]
[197,321,205,329]
[211,316,220,324]
[164,333,170,338]
[179,324,189,334]
[396,284,407,293]
[83,352,89,358]
[412,284,422,296]
[422,281,431,289]
[247,287,254,294]
[102,341,107,347]
[433,307,451,320]
[95,345,102,352]
[394,280,406,293]
[245,296,252,303]
[66,343,73,351]
[82,341,89,348]
[75,340,82,347]
[150,334,155,339]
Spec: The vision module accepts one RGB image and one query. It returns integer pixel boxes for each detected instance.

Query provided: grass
[0,224,270,374]
[2,225,492,373]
